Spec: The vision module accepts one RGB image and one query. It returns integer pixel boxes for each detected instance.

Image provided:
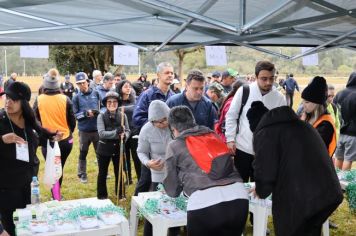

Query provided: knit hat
[0,81,31,101]
[102,91,119,106]
[148,100,170,122]
[301,76,327,104]
[75,72,88,84]
[43,74,60,90]
[247,101,269,132]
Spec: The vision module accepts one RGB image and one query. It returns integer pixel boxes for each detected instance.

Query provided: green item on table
[346,182,356,214]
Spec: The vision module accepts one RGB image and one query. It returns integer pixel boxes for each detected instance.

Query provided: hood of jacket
[148,100,170,122]
[255,106,299,133]
[346,72,356,88]
[177,125,212,139]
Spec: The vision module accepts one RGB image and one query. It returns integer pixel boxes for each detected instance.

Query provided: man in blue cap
[72,72,100,183]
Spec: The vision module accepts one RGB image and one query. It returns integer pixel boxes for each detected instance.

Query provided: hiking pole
[117,106,126,204]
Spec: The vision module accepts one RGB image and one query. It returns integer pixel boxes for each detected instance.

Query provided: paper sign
[205,46,227,66]
[114,45,138,65]
[20,46,49,58]
[301,47,319,66]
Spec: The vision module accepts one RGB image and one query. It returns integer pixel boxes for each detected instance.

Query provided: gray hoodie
[137,100,171,182]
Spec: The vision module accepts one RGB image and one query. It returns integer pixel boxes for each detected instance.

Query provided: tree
[174,47,203,79]
[50,45,112,74]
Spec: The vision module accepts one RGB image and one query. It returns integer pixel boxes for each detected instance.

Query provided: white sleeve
[225,87,243,142]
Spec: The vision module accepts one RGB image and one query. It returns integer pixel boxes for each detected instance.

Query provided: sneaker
[80,174,88,183]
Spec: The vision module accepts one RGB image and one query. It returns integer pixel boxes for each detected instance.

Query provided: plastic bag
[43,141,62,188]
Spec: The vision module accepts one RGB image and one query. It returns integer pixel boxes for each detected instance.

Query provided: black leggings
[42,135,73,186]
[187,199,249,236]
[234,149,255,183]
[124,136,141,181]
[97,154,124,199]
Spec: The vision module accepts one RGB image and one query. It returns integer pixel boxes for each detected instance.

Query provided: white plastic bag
[43,140,62,188]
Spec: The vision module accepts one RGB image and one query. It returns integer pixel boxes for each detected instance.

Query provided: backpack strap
[331,102,337,115]
[237,85,250,122]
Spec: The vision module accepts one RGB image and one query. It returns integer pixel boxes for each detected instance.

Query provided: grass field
[1,75,355,235]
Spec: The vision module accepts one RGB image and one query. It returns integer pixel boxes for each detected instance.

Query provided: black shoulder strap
[331,102,337,115]
[238,85,250,121]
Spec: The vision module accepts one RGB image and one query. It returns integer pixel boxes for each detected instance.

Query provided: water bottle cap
[32,176,38,181]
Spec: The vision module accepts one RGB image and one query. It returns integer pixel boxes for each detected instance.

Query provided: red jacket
[215,97,233,142]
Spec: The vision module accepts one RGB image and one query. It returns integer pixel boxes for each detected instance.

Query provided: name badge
[16,142,29,162]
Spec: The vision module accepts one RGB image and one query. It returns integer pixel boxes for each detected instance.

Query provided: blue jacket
[96,84,113,113]
[72,88,100,132]
[133,86,174,128]
[283,77,299,94]
[166,92,217,130]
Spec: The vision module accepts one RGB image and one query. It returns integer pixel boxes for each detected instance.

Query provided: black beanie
[0,81,31,101]
[247,101,269,132]
[301,76,327,104]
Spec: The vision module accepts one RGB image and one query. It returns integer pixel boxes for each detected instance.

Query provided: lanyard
[7,112,28,142]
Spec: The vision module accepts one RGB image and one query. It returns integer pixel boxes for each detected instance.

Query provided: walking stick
[117,106,126,205]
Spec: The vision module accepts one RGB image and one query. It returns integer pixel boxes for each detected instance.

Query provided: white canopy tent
[0,0,355,59]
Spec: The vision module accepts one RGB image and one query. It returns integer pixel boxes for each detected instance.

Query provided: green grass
[2,75,355,235]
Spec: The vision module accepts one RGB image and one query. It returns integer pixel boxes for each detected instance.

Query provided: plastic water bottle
[31,176,40,205]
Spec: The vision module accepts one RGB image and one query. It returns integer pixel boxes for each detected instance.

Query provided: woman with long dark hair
[116,80,140,184]
[215,79,247,142]
[0,82,59,235]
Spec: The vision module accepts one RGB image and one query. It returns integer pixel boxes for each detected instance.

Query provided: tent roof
[0,0,355,58]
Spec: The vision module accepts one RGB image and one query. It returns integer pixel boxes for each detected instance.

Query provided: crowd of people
[0,61,355,236]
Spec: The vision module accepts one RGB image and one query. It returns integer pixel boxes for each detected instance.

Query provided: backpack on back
[185,133,234,180]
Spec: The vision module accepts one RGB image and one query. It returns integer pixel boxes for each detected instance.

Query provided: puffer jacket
[163,125,242,197]
[253,106,343,236]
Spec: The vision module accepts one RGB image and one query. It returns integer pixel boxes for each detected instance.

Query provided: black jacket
[253,106,343,236]
[333,72,356,135]
[0,109,53,188]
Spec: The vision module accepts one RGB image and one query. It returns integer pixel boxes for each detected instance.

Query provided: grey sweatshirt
[137,122,172,182]
[137,100,171,183]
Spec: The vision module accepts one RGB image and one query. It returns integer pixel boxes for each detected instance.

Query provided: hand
[0,230,10,236]
[116,126,124,135]
[251,188,260,199]
[147,159,164,171]
[53,131,64,141]
[1,133,26,144]
[227,141,236,155]
[86,110,94,117]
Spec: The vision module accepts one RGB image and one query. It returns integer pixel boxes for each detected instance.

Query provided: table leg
[322,219,329,236]
[152,223,168,236]
[253,205,269,236]
[129,200,139,236]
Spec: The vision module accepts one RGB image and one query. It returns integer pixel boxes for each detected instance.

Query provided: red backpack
[185,133,234,180]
